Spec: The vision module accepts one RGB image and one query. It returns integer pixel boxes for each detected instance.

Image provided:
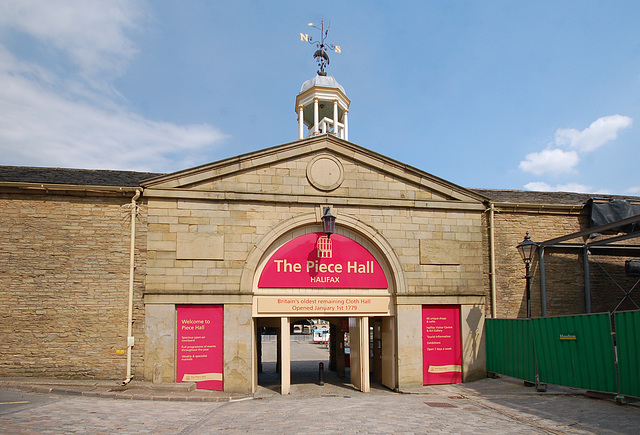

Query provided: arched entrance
[247,214,401,394]
[254,315,394,394]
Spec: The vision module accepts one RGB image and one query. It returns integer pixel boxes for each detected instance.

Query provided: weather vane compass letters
[300,20,341,76]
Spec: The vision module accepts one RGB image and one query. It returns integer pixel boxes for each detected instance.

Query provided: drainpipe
[489,203,497,318]
[539,246,547,317]
[583,247,591,313]
[123,188,142,385]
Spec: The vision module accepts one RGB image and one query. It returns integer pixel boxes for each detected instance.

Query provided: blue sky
[0,1,638,195]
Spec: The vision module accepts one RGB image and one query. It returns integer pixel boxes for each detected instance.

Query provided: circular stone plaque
[306,154,345,191]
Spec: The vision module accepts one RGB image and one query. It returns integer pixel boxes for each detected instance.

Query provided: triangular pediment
[141,135,486,206]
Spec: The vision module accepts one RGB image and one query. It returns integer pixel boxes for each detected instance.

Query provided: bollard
[319,362,324,386]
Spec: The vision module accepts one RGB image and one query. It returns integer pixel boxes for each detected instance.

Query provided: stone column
[359,316,370,392]
[298,105,304,139]
[223,304,252,393]
[396,304,423,389]
[333,100,339,136]
[280,316,290,395]
[144,304,176,383]
[349,316,370,392]
[343,109,349,141]
[313,98,319,135]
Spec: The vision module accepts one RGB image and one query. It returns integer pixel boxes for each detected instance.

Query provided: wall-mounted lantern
[321,206,336,239]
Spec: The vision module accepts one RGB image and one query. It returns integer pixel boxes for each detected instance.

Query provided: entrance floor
[257,339,389,397]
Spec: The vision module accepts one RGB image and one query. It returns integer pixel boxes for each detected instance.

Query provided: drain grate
[424,402,458,408]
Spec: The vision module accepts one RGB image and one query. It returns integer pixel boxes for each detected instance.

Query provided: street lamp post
[517,232,538,319]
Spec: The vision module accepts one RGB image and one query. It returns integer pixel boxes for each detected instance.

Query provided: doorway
[255,315,396,395]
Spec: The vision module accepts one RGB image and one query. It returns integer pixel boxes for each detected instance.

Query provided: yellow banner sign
[182,372,223,382]
[427,365,462,373]
[256,296,392,315]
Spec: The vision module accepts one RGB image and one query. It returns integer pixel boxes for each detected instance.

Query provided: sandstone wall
[492,207,638,318]
[143,152,489,391]
[0,192,147,379]
[145,199,487,299]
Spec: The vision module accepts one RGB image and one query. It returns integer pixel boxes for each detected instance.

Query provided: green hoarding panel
[486,319,535,382]
[531,314,617,393]
[614,310,640,398]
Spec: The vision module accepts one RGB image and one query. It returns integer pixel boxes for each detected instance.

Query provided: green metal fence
[486,310,639,399]
[531,314,617,393]
[615,311,640,398]
[486,318,535,383]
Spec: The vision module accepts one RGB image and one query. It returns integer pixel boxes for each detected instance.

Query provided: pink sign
[422,305,462,385]
[258,233,387,289]
[176,305,223,391]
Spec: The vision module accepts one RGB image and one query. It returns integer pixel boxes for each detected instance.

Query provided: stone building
[1,73,638,394]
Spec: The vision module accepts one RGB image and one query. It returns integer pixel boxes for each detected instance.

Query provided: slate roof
[471,189,640,206]
[0,166,161,187]
[1,166,638,205]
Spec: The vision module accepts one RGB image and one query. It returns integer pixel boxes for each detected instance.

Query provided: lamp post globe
[517,231,537,263]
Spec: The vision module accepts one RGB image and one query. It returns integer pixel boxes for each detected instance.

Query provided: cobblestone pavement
[2,380,639,434]
[0,341,638,434]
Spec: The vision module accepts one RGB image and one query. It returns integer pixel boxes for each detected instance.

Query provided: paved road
[2,383,639,434]
[0,341,638,434]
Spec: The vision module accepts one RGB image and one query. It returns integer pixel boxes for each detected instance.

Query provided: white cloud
[553,182,594,193]
[523,182,553,191]
[0,1,228,172]
[0,0,142,79]
[554,115,633,153]
[518,148,579,175]
[0,58,226,171]
[626,186,640,195]
[524,182,594,193]
[518,114,633,192]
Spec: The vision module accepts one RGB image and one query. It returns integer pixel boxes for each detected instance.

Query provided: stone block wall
[492,206,639,318]
[145,199,487,299]
[189,154,444,201]
[0,192,147,379]
[141,141,490,390]
[491,208,586,318]
[367,207,485,296]
[145,199,314,295]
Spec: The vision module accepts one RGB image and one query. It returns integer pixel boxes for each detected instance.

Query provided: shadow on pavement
[257,340,393,397]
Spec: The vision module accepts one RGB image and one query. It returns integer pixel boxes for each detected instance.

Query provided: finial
[300,20,341,76]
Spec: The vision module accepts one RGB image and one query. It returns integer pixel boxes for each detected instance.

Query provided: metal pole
[489,203,497,318]
[539,247,547,317]
[525,261,532,319]
[584,246,591,313]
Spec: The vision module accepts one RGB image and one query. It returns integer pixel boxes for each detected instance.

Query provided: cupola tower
[296,75,350,141]
[296,21,350,141]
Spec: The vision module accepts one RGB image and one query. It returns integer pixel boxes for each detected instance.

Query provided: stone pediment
[141,135,486,209]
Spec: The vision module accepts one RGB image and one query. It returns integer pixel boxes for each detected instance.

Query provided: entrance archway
[247,212,403,394]
[255,314,396,395]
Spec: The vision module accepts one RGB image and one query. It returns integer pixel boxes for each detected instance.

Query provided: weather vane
[300,20,341,76]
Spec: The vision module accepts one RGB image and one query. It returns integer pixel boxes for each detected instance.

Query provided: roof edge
[141,135,487,203]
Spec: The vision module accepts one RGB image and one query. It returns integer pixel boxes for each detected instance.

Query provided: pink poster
[422,305,462,385]
[176,305,223,391]
[258,233,387,289]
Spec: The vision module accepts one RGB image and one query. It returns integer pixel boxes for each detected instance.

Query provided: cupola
[296,20,350,141]
[295,75,350,141]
